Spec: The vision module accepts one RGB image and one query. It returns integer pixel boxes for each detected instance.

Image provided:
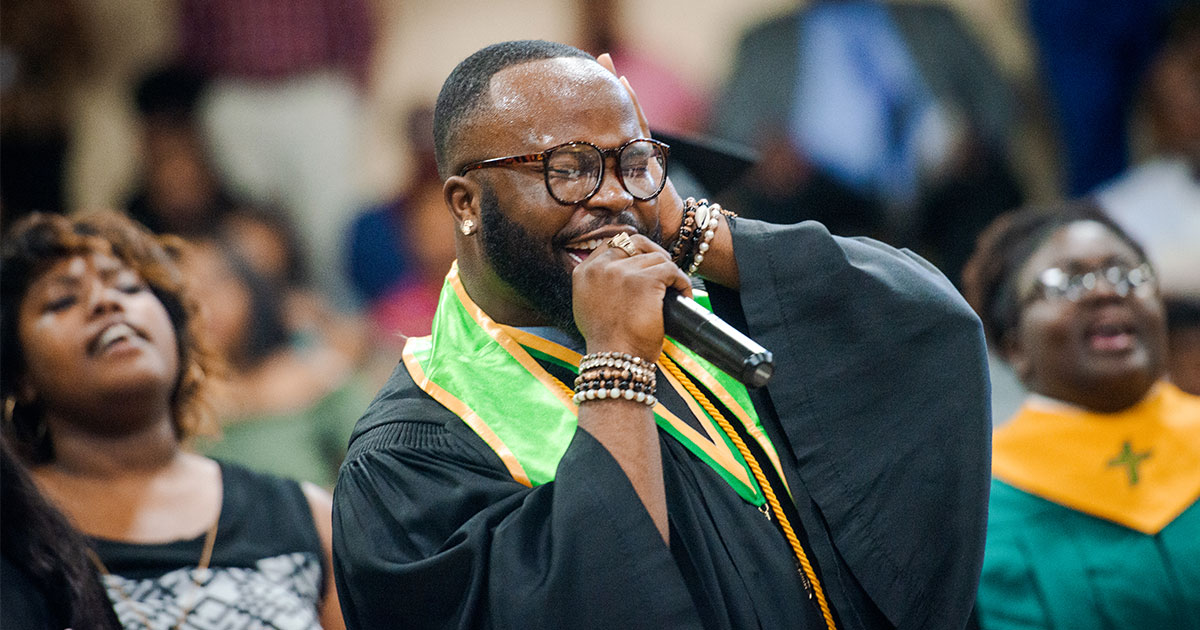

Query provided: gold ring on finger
[609,232,638,257]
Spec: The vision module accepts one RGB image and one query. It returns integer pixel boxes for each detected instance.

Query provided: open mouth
[562,237,614,266]
[90,322,140,356]
[1085,321,1136,353]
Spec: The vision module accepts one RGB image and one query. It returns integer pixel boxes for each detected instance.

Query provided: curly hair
[960,200,1149,350]
[0,211,217,463]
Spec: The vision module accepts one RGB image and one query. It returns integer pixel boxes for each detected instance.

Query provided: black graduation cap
[652,130,758,197]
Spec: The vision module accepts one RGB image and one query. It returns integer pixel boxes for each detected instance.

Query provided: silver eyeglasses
[1027,262,1157,303]
[458,138,670,205]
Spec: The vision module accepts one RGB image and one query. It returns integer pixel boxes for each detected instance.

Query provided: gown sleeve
[331,371,704,630]
[708,218,992,630]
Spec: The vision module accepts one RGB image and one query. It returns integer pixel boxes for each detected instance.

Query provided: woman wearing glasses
[962,202,1200,629]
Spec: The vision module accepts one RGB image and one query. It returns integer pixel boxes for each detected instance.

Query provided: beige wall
[362,0,798,199]
[66,0,799,209]
[66,0,176,210]
[67,0,1039,211]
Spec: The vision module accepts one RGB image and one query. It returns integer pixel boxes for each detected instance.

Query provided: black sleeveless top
[90,461,325,630]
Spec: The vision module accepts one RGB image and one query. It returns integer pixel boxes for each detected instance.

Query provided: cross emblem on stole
[1107,440,1152,486]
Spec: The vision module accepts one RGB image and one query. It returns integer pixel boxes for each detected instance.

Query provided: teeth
[1093,323,1129,336]
[97,323,135,350]
[564,238,608,251]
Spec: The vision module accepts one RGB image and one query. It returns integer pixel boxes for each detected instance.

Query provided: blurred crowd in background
[2,0,1198,487]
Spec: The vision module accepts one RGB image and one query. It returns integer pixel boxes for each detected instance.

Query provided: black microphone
[662,288,774,388]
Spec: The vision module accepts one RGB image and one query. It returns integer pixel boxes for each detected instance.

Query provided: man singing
[332,40,990,630]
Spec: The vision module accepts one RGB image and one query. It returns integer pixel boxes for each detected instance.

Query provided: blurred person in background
[178,0,375,308]
[345,105,456,345]
[219,206,372,373]
[962,202,1200,629]
[574,0,710,135]
[1028,0,1185,195]
[1094,2,1200,302]
[1093,5,1200,394]
[184,233,372,489]
[0,210,344,629]
[124,65,238,238]
[0,0,92,228]
[125,62,373,401]
[711,0,1023,286]
[1164,298,1200,395]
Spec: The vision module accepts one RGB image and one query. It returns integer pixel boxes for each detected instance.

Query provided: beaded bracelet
[575,357,656,389]
[687,207,720,275]
[668,206,699,265]
[578,351,657,373]
[573,351,658,406]
[572,372,657,404]
[574,365,655,388]
[672,198,706,270]
[672,198,736,275]
[572,382,658,406]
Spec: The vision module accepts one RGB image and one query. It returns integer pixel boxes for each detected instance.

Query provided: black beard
[478,184,661,343]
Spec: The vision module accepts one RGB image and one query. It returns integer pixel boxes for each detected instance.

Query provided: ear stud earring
[460,219,476,236]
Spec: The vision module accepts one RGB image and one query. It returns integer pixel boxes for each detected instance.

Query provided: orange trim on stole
[663,342,790,495]
[448,271,578,413]
[402,338,533,487]
[502,326,756,491]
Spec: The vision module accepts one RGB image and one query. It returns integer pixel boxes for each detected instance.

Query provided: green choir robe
[977,383,1200,629]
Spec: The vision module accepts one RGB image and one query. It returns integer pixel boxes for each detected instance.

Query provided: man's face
[461,58,665,331]
[478,182,577,337]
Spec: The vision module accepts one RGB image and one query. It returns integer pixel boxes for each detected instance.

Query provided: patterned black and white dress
[91,461,325,630]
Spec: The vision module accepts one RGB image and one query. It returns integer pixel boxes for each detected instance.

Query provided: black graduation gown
[331,219,991,630]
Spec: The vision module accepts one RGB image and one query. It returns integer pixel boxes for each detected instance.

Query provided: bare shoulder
[299,481,346,630]
[180,451,222,484]
[300,482,334,535]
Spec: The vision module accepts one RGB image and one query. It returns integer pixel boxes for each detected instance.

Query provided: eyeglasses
[1026,262,1156,303]
[458,138,670,205]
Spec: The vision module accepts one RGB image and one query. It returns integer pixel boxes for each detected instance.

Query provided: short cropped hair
[960,200,1149,350]
[0,211,217,463]
[433,40,593,179]
[134,65,207,124]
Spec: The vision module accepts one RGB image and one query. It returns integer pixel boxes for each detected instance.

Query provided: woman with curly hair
[962,202,1200,629]
[1,211,344,629]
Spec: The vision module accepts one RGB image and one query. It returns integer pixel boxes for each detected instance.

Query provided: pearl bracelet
[571,386,658,406]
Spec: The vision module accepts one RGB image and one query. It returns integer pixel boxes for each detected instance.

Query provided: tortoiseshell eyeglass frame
[457,138,670,205]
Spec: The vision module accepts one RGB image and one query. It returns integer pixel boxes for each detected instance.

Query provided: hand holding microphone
[582,232,774,389]
[661,198,774,388]
[662,289,774,388]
